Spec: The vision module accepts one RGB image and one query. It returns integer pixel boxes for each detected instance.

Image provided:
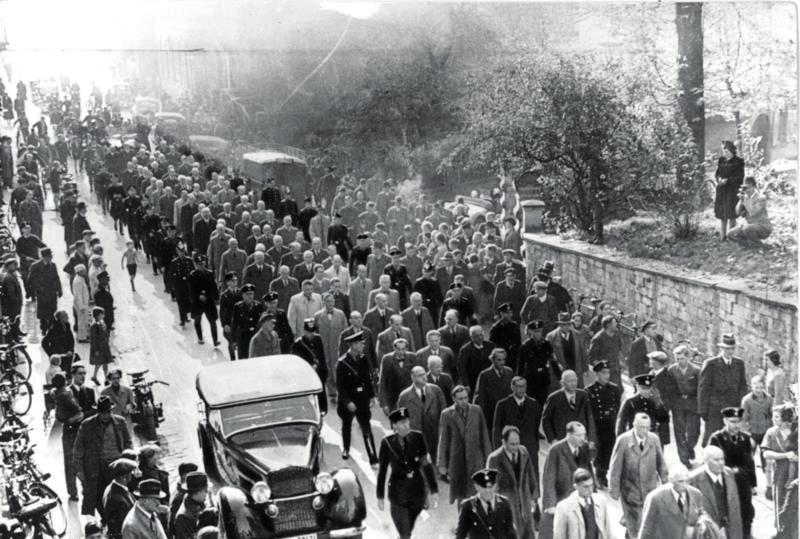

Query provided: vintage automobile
[196,356,366,538]
[242,144,310,201]
[189,135,231,162]
[132,96,162,118]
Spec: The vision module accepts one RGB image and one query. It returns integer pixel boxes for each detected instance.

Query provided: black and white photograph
[0,0,796,537]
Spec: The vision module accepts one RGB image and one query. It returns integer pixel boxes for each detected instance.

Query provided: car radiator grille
[273,496,318,535]
[269,466,315,498]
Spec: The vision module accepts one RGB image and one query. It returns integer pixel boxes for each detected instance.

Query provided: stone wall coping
[524,232,798,312]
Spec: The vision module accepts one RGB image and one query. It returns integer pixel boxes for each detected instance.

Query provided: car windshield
[218,395,319,437]
[229,424,315,470]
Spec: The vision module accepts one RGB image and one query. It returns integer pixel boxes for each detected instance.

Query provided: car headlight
[251,481,271,504]
[314,472,334,494]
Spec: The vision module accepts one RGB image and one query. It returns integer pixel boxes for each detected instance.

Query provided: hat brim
[134,489,166,499]
[717,342,735,348]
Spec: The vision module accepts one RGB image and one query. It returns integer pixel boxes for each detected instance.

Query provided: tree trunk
[676,3,705,162]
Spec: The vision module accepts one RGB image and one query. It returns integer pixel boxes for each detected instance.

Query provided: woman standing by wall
[714,140,745,241]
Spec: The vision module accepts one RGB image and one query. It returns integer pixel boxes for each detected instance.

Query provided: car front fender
[217,486,272,539]
[325,468,366,527]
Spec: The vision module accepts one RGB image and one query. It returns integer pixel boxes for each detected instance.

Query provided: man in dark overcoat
[585,361,622,489]
[488,303,521,372]
[492,377,542,487]
[73,396,132,516]
[457,325,495,397]
[473,348,514,432]
[697,333,748,445]
[541,370,597,445]
[28,247,62,333]
[101,458,137,539]
[518,319,558,406]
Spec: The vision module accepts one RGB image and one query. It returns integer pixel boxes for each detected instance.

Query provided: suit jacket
[688,467,743,539]
[542,389,597,443]
[292,262,316,284]
[286,292,323,336]
[541,438,594,509]
[121,503,168,539]
[426,371,455,406]
[268,276,300,311]
[697,356,748,417]
[553,491,613,539]
[492,395,542,465]
[438,323,470,362]
[487,446,539,534]
[376,325,415,359]
[546,327,588,379]
[401,306,435,353]
[437,404,492,504]
[639,483,704,539]
[473,365,514,431]
[367,287,400,312]
[378,352,421,409]
[103,480,135,538]
[458,341,495,396]
[314,308,348,367]
[241,263,275,302]
[416,345,456,379]
[627,335,660,379]
[348,276,373,315]
[363,306,395,342]
[397,383,446,459]
[608,430,668,507]
[668,363,701,411]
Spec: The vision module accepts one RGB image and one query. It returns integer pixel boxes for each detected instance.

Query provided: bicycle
[0,372,33,419]
[0,316,32,381]
[569,288,602,321]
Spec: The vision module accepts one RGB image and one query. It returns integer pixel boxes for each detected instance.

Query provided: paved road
[14,165,780,538]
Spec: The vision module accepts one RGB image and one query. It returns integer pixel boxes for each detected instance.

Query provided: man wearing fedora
[627,321,661,379]
[698,333,748,445]
[121,478,168,539]
[173,471,210,539]
[73,395,133,517]
[547,312,588,387]
[102,458,138,539]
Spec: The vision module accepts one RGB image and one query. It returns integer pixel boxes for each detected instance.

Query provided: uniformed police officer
[440,282,474,326]
[188,254,219,346]
[517,319,558,406]
[376,407,439,539]
[383,247,413,310]
[262,291,293,353]
[159,221,180,295]
[455,469,516,539]
[291,318,328,414]
[615,374,670,441]
[218,272,242,361]
[488,303,522,373]
[336,331,378,464]
[585,360,622,488]
[230,283,265,360]
[709,407,757,539]
[170,240,195,327]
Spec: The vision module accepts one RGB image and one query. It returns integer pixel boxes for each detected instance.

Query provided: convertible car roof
[196,355,322,407]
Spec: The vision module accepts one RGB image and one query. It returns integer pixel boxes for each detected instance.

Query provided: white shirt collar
[706,469,721,483]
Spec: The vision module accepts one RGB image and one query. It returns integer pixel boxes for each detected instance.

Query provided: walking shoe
[341,450,349,460]
[198,339,205,345]
[91,376,100,386]
[212,341,221,347]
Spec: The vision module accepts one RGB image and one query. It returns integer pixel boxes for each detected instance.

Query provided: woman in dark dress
[714,140,745,241]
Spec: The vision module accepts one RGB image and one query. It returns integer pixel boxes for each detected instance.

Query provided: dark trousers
[390,501,424,539]
[237,337,251,360]
[224,329,236,361]
[673,406,701,464]
[62,428,78,498]
[702,410,724,446]
[175,285,191,323]
[338,408,376,459]
[193,313,218,343]
[593,420,615,484]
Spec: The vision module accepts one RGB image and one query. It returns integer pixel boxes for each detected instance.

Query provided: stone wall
[524,233,798,379]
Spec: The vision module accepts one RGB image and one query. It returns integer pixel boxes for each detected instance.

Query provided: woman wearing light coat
[72,264,90,342]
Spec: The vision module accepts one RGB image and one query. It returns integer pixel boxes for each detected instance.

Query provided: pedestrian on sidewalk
[94,271,115,332]
[120,240,140,292]
[89,306,113,385]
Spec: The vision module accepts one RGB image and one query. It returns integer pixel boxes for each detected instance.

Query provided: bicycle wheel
[0,372,32,416]
[28,482,67,537]
[7,347,32,381]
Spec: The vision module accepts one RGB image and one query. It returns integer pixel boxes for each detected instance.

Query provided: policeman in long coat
[170,242,195,327]
[585,361,622,489]
[492,268,525,322]
[27,247,62,333]
[709,407,757,539]
[517,320,558,406]
[616,374,670,444]
[413,263,444,322]
[376,407,439,539]
[697,333,748,445]
[230,283,265,359]
[218,273,242,360]
[455,469,516,539]
[327,213,353,262]
[488,303,521,372]
[336,332,378,463]
[383,247,413,310]
[263,291,293,352]
[188,255,219,345]
[291,319,328,414]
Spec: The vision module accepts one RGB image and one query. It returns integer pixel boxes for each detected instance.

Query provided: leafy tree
[455,54,707,243]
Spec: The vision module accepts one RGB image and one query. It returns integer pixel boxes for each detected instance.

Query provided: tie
[639,441,645,451]
[677,494,685,514]
[486,502,493,519]
[395,331,400,340]
[572,447,578,458]
[420,389,426,403]
[150,513,157,532]
[568,396,575,409]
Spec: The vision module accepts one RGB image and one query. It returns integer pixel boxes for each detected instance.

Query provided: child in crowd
[44,354,63,385]
[121,240,140,291]
[89,306,113,385]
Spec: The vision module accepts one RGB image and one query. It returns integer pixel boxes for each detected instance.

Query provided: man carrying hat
[102,458,137,539]
[708,407,757,539]
[121,478,168,539]
[173,471,210,539]
[616,374,670,445]
[73,395,133,516]
[698,333,748,446]
[376,407,439,539]
[488,303,521,372]
[585,361,622,489]
[455,468,515,539]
